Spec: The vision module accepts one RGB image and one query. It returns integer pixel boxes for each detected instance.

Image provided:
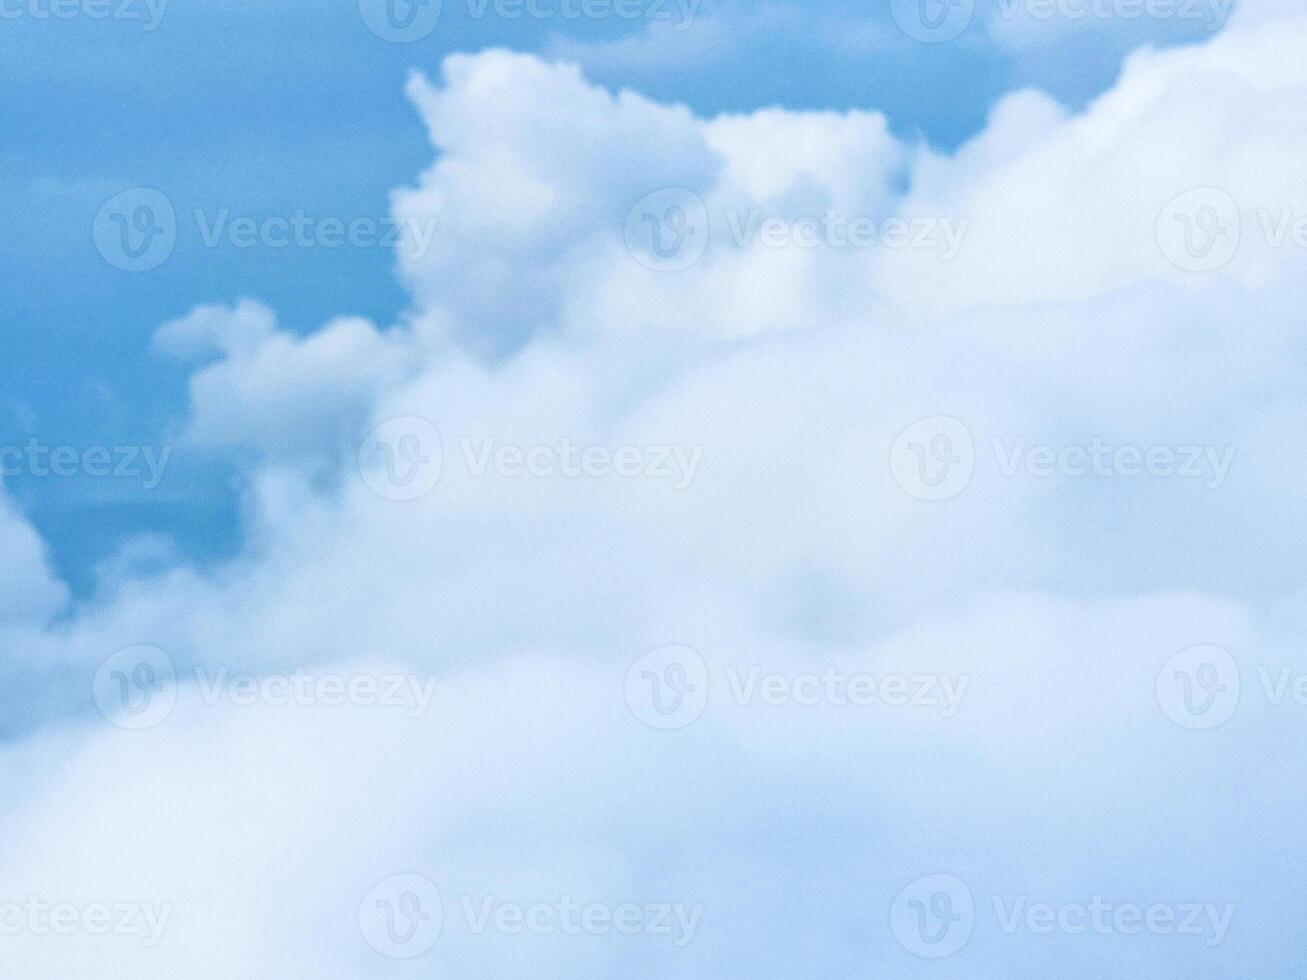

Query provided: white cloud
[5,9,1307,976]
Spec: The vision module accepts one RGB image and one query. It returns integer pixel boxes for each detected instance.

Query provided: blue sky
[1,0,1224,591]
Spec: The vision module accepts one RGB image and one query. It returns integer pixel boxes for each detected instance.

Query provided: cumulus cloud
[4,6,1307,976]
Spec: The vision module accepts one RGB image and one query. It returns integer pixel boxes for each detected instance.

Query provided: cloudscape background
[3,0,1307,975]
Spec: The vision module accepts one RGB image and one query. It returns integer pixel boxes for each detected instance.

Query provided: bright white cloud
[4,7,1307,976]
